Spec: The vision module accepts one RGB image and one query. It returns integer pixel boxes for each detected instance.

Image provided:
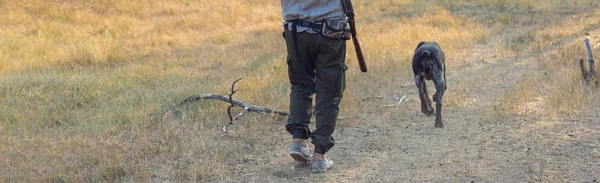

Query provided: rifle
[342,0,367,72]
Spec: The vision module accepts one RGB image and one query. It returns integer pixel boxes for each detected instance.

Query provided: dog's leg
[415,75,434,116]
[432,66,445,128]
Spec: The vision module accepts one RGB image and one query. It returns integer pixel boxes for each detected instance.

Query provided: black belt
[286,19,322,30]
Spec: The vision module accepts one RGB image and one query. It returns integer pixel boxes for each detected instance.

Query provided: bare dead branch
[584,38,596,74]
[380,95,407,107]
[337,116,360,120]
[585,38,596,75]
[180,94,355,118]
[223,106,249,132]
[393,94,405,101]
[179,94,290,116]
[361,96,383,100]
[178,78,288,133]
[180,79,357,133]
[582,37,599,86]
[223,78,243,132]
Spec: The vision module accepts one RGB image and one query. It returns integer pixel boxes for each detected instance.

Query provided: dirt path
[205,5,600,182]
[237,20,600,182]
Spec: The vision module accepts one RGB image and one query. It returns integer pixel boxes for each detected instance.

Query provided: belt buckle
[311,21,323,30]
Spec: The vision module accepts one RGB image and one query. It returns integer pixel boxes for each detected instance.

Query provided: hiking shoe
[311,158,334,173]
[289,142,312,163]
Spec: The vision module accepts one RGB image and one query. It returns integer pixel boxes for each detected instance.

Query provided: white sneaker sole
[312,160,333,173]
[312,166,333,173]
[289,151,311,162]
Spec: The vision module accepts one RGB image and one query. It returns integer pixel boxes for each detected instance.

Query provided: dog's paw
[435,119,444,128]
[422,108,435,116]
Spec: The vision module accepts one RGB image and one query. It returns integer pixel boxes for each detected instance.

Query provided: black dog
[412,42,446,128]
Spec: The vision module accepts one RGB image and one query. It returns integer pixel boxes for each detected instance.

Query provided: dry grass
[489,1,600,120]
[1,0,599,182]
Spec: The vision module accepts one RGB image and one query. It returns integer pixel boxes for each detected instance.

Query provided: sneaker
[289,142,312,162]
[311,158,334,173]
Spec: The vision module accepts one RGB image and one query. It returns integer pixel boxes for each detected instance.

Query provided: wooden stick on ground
[179,79,359,132]
[179,79,288,133]
[585,37,597,76]
[379,95,407,107]
[179,93,290,116]
[581,37,598,86]
[224,78,243,133]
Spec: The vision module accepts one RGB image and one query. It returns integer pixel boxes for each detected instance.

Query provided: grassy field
[1,0,599,182]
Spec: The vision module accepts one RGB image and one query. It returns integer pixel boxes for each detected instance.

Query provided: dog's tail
[422,50,430,57]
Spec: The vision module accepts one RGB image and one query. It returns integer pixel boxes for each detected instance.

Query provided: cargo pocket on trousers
[287,58,297,83]
[338,63,348,96]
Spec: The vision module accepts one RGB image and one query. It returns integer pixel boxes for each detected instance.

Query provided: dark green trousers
[283,28,347,154]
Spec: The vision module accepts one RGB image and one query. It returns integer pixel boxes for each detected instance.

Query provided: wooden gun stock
[348,17,367,72]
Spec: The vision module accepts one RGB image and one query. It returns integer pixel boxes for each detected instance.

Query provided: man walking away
[281,0,349,173]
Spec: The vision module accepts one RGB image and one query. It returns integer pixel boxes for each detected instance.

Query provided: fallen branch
[223,78,243,133]
[337,116,360,120]
[581,37,598,86]
[180,80,357,133]
[179,95,355,118]
[361,96,383,100]
[179,78,288,133]
[223,106,249,132]
[379,95,407,107]
[585,37,597,76]
[179,94,289,116]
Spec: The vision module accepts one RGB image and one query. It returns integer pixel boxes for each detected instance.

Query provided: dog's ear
[415,42,426,51]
